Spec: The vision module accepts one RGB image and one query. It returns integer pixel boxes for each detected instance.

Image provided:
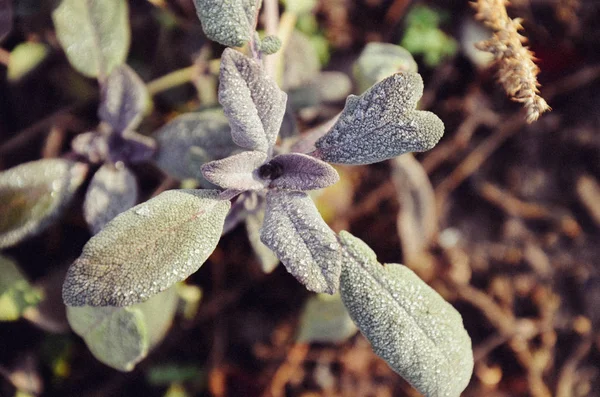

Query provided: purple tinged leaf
[99,64,150,133]
[62,189,230,307]
[0,159,88,249]
[192,0,258,47]
[219,48,287,152]
[153,110,236,181]
[84,163,138,235]
[268,153,339,191]
[315,72,444,165]
[201,151,267,191]
[0,0,13,41]
[260,190,341,294]
[108,131,156,164]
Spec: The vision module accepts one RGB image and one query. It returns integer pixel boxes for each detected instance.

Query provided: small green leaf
[52,0,130,78]
[259,35,282,55]
[0,159,88,249]
[153,110,237,181]
[314,73,444,165]
[7,42,49,82]
[353,42,418,93]
[338,231,473,397]
[193,0,259,47]
[63,189,230,307]
[245,206,279,273]
[296,293,357,343]
[67,287,177,371]
[0,255,42,321]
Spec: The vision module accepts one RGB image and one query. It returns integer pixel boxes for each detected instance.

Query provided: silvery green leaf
[0,159,88,249]
[259,35,282,55]
[268,153,339,191]
[108,131,156,164]
[66,287,177,372]
[201,151,267,191]
[338,231,473,397]
[192,0,259,47]
[84,163,138,235]
[353,43,418,93]
[99,64,150,133]
[219,48,287,152]
[246,206,279,273]
[153,110,236,181]
[0,255,42,321]
[0,0,12,41]
[260,190,341,294]
[62,189,230,307]
[314,72,444,165]
[52,0,130,78]
[296,293,357,343]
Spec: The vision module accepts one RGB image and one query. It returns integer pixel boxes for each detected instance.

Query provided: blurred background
[1,0,600,396]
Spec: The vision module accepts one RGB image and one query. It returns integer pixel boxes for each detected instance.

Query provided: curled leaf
[353,42,418,93]
[66,286,177,371]
[84,163,138,235]
[153,110,236,181]
[315,73,444,165]
[52,0,130,78]
[260,190,341,294]
[268,153,339,191]
[63,189,230,307]
[201,151,267,191]
[219,48,287,152]
[99,64,150,132]
[338,231,473,397]
[0,159,88,249]
[193,0,259,47]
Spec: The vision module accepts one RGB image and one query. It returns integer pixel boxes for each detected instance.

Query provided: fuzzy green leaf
[83,163,138,235]
[338,231,473,397]
[219,48,287,152]
[193,0,259,47]
[314,73,444,165]
[63,189,230,307]
[153,110,237,181]
[66,286,177,371]
[7,42,49,82]
[260,190,341,294]
[0,159,88,249]
[52,0,130,78]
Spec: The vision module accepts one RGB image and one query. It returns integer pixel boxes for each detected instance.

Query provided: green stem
[146,66,194,96]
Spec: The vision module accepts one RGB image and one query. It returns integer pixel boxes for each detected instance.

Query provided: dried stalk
[473,0,551,123]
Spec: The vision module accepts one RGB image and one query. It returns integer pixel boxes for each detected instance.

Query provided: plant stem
[273,11,297,85]
[262,0,279,77]
[146,66,194,96]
